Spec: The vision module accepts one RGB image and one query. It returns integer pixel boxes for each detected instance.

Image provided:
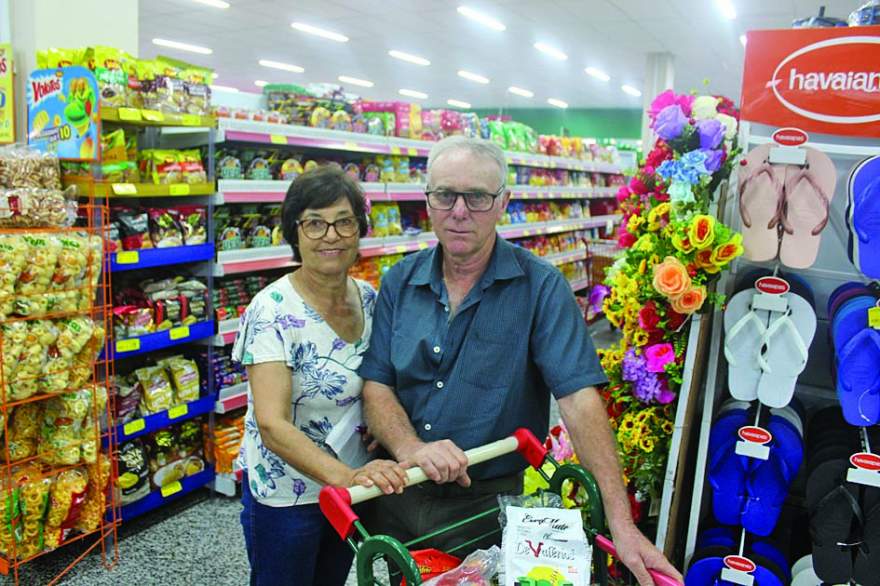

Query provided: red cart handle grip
[320,428,545,540]
[596,535,683,586]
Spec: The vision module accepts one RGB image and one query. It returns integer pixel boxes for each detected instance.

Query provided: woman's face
[296,198,361,276]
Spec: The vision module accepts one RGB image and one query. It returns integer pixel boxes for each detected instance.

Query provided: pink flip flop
[739,144,786,262]
[779,147,837,269]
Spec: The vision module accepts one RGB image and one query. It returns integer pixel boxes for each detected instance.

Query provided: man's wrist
[393,438,425,462]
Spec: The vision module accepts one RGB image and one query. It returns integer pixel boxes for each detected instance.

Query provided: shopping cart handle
[595,535,683,586]
[320,428,548,539]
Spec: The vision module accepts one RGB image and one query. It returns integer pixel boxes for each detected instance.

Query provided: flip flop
[752,542,791,582]
[828,282,876,318]
[739,144,786,262]
[756,292,817,408]
[708,440,749,527]
[709,408,751,471]
[770,404,804,438]
[742,418,801,536]
[767,415,804,483]
[847,155,880,278]
[790,554,813,579]
[725,289,771,401]
[836,328,880,426]
[806,458,862,585]
[696,527,737,550]
[685,545,732,586]
[791,564,821,586]
[779,147,838,269]
[853,482,880,586]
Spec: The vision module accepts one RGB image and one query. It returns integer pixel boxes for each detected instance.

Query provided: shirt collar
[409,234,525,291]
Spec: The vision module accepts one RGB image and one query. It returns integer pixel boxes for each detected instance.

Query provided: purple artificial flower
[589,285,611,314]
[696,119,725,150]
[701,149,724,173]
[621,349,675,404]
[652,105,688,142]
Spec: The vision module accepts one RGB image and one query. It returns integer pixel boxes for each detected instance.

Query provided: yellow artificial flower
[638,259,648,275]
[633,329,649,347]
[661,421,674,434]
[688,215,717,249]
[634,234,655,253]
[710,232,744,266]
[647,203,671,231]
[640,436,655,453]
[627,214,645,234]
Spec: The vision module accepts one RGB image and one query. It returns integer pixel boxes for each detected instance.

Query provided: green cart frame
[320,428,680,586]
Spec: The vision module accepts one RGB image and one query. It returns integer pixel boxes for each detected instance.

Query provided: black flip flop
[854,480,880,586]
[807,458,863,584]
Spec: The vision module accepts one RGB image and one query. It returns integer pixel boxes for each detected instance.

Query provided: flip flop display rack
[682,25,880,586]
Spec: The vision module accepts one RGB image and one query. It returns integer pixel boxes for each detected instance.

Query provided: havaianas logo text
[765,36,880,124]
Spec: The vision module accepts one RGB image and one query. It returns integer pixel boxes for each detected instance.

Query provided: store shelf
[359,234,437,258]
[215,246,299,276]
[213,317,241,346]
[541,249,589,267]
[215,382,248,414]
[109,320,216,359]
[497,215,620,239]
[110,243,215,272]
[112,395,216,444]
[215,119,621,173]
[101,107,215,128]
[119,467,216,521]
[569,277,591,292]
[66,177,215,198]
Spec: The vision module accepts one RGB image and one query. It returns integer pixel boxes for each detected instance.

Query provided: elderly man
[359,136,680,585]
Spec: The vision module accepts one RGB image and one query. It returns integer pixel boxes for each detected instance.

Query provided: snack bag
[218,155,242,180]
[14,465,50,558]
[38,388,92,465]
[75,454,111,532]
[0,235,28,317]
[6,403,42,462]
[177,205,207,244]
[182,66,213,115]
[279,159,303,181]
[148,208,184,248]
[160,356,200,404]
[387,204,403,236]
[79,385,107,464]
[501,506,591,586]
[101,128,127,163]
[44,468,89,547]
[179,150,208,184]
[135,365,174,414]
[93,46,128,108]
[16,234,62,317]
[423,546,500,586]
[402,550,461,585]
[117,440,150,505]
[0,477,21,555]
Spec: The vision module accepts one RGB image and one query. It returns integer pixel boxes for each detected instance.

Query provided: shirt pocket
[459,332,517,391]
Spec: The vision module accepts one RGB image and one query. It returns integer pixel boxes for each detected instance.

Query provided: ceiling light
[338,75,374,88]
[259,59,304,73]
[290,21,349,43]
[254,80,268,88]
[192,0,229,8]
[739,34,747,47]
[399,88,428,99]
[585,67,610,82]
[152,38,213,55]
[447,99,472,109]
[508,86,534,98]
[457,70,489,84]
[533,42,567,61]
[388,50,431,66]
[716,0,736,19]
[547,98,568,109]
[210,84,239,93]
[456,6,506,31]
[621,85,642,97]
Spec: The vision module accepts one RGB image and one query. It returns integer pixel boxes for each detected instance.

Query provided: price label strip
[115,251,140,265]
[161,481,183,498]
[169,326,191,340]
[168,404,189,420]
[111,183,138,196]
[116,338,141,354]
[117,108,142,121]
[123,418,146,436]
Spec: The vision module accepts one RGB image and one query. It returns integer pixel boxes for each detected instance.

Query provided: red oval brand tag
[724,555,757,574]
[850,452,880,471]
[772,127,809,146]
[755,276,790,296]
[738,426,773,445]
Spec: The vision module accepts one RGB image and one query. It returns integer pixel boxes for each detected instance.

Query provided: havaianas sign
[741,26,880,137]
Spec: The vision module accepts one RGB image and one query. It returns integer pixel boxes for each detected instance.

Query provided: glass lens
[427,190,457,209]
[466,192,495,211]
[333,217,359,237]
[301,219,328,238]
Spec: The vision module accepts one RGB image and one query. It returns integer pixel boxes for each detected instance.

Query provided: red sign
[724,555,757,574]
[741,26,880,138]
[851,452,880,471]
[772,127,809,146]
[756,276,790,295]
[738,426,772,445]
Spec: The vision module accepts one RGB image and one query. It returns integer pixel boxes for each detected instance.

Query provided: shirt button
[433,346,441,353]
[424,423,432,431]
[436,381,444,389]
[444,306,449,312]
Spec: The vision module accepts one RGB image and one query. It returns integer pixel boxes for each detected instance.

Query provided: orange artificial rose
[710,233,744,266]
[652,256,692,297]
[694,248,721,274]
[670,285,707,314]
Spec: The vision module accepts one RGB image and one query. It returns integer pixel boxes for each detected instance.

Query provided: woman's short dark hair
[281,165,369,260]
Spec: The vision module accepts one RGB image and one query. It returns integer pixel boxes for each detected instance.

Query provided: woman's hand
[348,460,408,495]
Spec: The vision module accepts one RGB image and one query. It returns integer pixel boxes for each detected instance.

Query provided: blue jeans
[240,474,355,586]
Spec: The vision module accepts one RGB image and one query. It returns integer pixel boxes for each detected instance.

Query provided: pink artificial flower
[616,185,631,203]
[618,231,637,248]
[648,90,695,122]
[644,343,675,373]
[629,177,648,195]
[657,378,676,405]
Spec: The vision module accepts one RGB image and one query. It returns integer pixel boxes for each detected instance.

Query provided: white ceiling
[138,0,863,109]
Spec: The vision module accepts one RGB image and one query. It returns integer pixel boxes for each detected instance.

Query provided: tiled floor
[18,321,619,585]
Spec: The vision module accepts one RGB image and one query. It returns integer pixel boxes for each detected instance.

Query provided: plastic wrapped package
[0,186,77,228]
[0,477,21,555]
[0,144,61,190]
[116,440,150,505]
[67,324,105,390]
[13,465,51,559]
[43,467,89,548]
[38,388,92,465]
[12,320,58,400]
[5,403,41,462]
[75,455,111,532]
[0,321,27,392]
[79,385,107,465]
[422,546,500,586]
[0,235,28,317]
[135,366,174,414]
[159,356,200,404]
[15,234,61,317]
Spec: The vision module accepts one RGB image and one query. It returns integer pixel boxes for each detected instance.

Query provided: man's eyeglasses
[296,217,360,239]
[424,186,505,212]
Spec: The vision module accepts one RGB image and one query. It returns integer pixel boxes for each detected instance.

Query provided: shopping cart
[319,428,682,586]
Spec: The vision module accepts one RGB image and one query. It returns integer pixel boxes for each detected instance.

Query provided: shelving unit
[113,395,217,444]
[110,243,216,272]
[119,468,216,521]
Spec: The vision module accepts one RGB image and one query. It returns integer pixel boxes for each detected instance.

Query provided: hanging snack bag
[44,467,89,548]
[502,506,591,586]
[0,235,28,318]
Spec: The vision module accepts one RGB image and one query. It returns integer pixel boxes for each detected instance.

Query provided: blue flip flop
[848,155,880,278]
[831,296,876,346]
[836,328,880,426]
[709,408,751,469]
[709,441,750,527]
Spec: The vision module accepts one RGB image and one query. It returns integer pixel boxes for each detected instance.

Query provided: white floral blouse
[231,275,376,507]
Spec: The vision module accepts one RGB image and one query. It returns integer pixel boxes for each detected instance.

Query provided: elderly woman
[233,165,408,586]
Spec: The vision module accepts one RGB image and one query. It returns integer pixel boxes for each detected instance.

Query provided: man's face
[426,150,509,259]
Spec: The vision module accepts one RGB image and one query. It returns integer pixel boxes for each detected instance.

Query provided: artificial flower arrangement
[595,90,743,502]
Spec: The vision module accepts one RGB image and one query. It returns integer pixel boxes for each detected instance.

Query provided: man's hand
[610,522,683,586]
[398,439,471,487]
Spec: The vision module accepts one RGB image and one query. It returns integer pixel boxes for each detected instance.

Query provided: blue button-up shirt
[358,236,608,479]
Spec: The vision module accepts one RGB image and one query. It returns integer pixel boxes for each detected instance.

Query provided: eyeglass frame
[423,185,506,212]
[295,216,361,239]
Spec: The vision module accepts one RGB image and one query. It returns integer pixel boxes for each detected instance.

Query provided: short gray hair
[427,136,508,187]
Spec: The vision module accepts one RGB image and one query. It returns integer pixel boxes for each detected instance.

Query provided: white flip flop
[756,292,817,408]
[724,288,771,401]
